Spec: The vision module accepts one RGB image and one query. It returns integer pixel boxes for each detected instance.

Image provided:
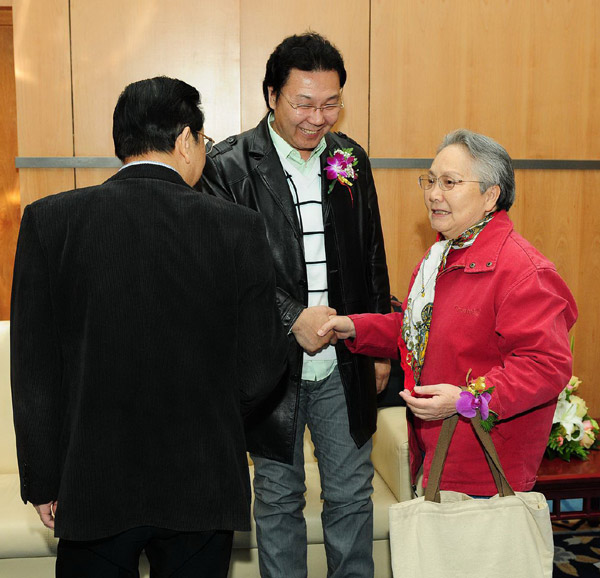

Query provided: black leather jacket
[200,116,390,463]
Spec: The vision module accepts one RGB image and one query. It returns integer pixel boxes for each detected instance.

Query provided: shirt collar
[268,112,327,171]
[119,160,180,175]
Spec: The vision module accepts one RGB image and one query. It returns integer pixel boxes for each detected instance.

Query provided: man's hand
[374,358,391,393]
[34,501,58,530]
[399,384,461,421]
[317,315,356,340]
[292,306,337,354]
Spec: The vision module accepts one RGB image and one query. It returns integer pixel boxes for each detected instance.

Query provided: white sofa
[0,320,413,577]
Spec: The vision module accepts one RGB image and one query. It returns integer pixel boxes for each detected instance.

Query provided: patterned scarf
[400,212,495,389]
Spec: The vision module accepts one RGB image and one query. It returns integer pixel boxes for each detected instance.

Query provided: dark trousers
[56,526,233,578]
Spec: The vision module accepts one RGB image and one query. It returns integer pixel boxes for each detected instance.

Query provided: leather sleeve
[200,152,236,203]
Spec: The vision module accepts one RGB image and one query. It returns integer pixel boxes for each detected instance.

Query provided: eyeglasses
[418,175,484,191]
[280,92,344,116]
[199,133,215,154]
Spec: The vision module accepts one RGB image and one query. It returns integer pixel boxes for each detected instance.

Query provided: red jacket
[348,211,577,495]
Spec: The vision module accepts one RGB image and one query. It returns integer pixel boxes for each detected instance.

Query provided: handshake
[291,305,356,355]
[293,305,390,394]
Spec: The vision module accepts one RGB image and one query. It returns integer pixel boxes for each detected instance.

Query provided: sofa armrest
[371,406,413,503]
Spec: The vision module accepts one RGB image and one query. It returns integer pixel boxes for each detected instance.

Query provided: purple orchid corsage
[456,390,491,420]
[456,371,498,432]
[325,148,358,205]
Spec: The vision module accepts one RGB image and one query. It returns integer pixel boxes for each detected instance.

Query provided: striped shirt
[268,116,337,380]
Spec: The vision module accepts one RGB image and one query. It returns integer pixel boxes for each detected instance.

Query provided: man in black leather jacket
[201,33,390,578]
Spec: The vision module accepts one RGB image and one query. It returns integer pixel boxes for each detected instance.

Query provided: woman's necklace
[420,265,439,297]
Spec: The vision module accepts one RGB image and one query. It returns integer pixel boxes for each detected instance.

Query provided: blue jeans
[251,367,374,578]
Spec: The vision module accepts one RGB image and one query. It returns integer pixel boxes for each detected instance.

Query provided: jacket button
[469,262,476,268]
[486,261,493,267]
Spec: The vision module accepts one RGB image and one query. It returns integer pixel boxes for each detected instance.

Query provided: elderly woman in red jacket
[319,129,577,496]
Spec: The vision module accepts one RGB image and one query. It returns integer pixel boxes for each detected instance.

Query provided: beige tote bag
[389,414,553,578]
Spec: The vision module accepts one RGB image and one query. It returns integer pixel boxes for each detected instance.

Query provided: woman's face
[425,144,500,240]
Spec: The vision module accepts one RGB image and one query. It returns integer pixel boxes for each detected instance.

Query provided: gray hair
[438,129,515,211]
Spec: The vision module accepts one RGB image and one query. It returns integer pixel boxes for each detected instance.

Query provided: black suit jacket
[201,117,390,463]
[10,164,287,540]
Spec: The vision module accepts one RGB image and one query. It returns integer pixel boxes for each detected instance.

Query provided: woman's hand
[399,384,461,421]
[317,315,356,340]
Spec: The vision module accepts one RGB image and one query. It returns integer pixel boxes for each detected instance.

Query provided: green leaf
[480,411,498,433]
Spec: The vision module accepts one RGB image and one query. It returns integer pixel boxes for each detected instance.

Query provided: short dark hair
[439,129,516,211]
[262,32,347,111]
[113,76,204,162]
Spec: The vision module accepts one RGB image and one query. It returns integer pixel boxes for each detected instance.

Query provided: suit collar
[248,117,303,241]
[248,115,276,158]
[108,163,190,188]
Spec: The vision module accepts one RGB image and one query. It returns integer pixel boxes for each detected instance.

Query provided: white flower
[570,395,588,419]
[553,392,585,442]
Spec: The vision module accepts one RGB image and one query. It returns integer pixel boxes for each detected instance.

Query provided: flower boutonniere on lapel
[325,148,358,206]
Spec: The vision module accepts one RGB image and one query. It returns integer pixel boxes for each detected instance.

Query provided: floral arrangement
[546,376,599,461]
[456,370,498,432]
[325,148,358,204]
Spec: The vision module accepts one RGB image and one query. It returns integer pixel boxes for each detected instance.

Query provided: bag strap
[424,412,515,503]
[424,415,459,503]
[471,416,514,497]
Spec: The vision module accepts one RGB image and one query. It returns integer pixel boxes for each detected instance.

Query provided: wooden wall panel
[373,169,433,297]
[12,0,74,205]
[70,0,240,174]
[576,173,600,415]
[513,171,600,414]
[240,0,370,147]
[370,0,600,159]
[511,171,582,296]
[0,8,19,320]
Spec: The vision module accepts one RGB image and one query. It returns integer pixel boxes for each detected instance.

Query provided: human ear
[176,126,192,163]
[485,184,501,212]
[268,87,277,109]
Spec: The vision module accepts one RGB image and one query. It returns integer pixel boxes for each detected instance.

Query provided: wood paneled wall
[0,8,19,320]
[13,0,74,206]
[70,0,240,189]
[9,0,600,413]
[370,0,600,159]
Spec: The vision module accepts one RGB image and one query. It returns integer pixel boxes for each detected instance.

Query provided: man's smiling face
[268,68,342,161]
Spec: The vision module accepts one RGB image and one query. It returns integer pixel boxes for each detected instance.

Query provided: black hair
[262,32,347,111]
[113,76,204,162]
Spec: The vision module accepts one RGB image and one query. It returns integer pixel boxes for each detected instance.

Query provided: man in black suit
[10,76,287,578]
[201,33,390,577]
